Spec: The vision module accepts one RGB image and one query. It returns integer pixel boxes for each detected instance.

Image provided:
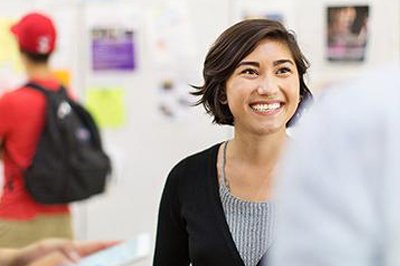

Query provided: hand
[27,251,76,266]
[9,238,119,266]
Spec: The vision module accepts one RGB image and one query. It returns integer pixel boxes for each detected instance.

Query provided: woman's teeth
[250,103,281,112]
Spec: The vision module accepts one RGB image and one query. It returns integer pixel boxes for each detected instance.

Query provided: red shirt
[0,77,69,220]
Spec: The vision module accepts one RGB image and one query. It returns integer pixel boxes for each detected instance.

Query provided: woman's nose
[257,77,279,96]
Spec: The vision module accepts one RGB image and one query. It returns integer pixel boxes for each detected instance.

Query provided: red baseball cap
[10,12,56,55]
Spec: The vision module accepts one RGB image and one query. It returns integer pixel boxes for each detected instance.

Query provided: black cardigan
[153,143,267,266]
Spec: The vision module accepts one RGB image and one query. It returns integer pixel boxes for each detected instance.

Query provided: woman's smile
[249,101,284,116]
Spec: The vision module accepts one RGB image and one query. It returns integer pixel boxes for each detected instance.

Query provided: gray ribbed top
[219,142,275,266]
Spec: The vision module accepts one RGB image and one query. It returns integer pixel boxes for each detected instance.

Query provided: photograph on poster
[157,79,192,121]
[91,27,136,71]
[326,5,369,62]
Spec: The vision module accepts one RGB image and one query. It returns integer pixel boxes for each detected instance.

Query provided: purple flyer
[91,28,136,71]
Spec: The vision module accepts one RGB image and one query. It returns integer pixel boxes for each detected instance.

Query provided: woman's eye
[241,68,258,76]
[276,67,292,75]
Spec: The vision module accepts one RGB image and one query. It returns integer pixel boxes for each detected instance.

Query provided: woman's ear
[218,90,228,104]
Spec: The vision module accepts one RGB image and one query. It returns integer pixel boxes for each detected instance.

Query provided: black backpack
[22,82,112,204]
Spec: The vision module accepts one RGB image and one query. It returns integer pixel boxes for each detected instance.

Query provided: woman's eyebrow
[236,59,294,68]
[273,59,295,66]
[236,61,260,68]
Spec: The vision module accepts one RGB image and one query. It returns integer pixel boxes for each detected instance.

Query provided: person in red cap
[0,12,73,247]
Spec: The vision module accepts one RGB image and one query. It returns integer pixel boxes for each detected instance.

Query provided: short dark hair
[20,48,51,64]
[192,19,312,127]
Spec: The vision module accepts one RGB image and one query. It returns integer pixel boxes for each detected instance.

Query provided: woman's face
[225,39,300,136]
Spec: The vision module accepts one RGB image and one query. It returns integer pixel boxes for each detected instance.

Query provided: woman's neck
[229,129,287,167]
[220,129,288,201]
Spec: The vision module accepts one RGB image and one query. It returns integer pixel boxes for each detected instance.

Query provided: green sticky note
[85,87,126,128]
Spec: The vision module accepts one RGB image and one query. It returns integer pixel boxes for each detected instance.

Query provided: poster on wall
[230,0,295,27]
[84,2,141,72]
[242,10,285,24]
[85,87,127,128]
[239,6,285,24]
[147,0,198,72]
[326,5,369,62]
[148,1,199,123]
[0,17,25,93]
[0,18,19,69]
[157,78,192,121]
[91,27,136,71]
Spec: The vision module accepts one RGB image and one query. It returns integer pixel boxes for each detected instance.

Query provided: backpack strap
[25,82,68,97]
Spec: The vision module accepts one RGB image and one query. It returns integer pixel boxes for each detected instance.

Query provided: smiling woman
[225,39,301,136]
[153,19,312,266]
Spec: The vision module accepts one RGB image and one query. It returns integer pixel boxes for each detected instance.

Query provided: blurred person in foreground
[0,12,73,247]
[270,65,400,266]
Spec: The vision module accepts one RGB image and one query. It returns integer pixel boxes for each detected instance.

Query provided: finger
[32,239,81,263]
[74,240,121,257]
[18,239,70,264]
[60,244,81,263]
[27,250,73,266]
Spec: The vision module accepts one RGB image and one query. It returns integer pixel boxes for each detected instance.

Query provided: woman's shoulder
[167,142,223,181]
[184,142,222,163]
[161,142,223,201]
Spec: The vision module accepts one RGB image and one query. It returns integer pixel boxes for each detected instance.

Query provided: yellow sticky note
[85,87,126,128]
[0,18,22,71]
[53,69,71,87]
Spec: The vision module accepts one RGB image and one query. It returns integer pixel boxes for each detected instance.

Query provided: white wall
[0,1,399,265]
